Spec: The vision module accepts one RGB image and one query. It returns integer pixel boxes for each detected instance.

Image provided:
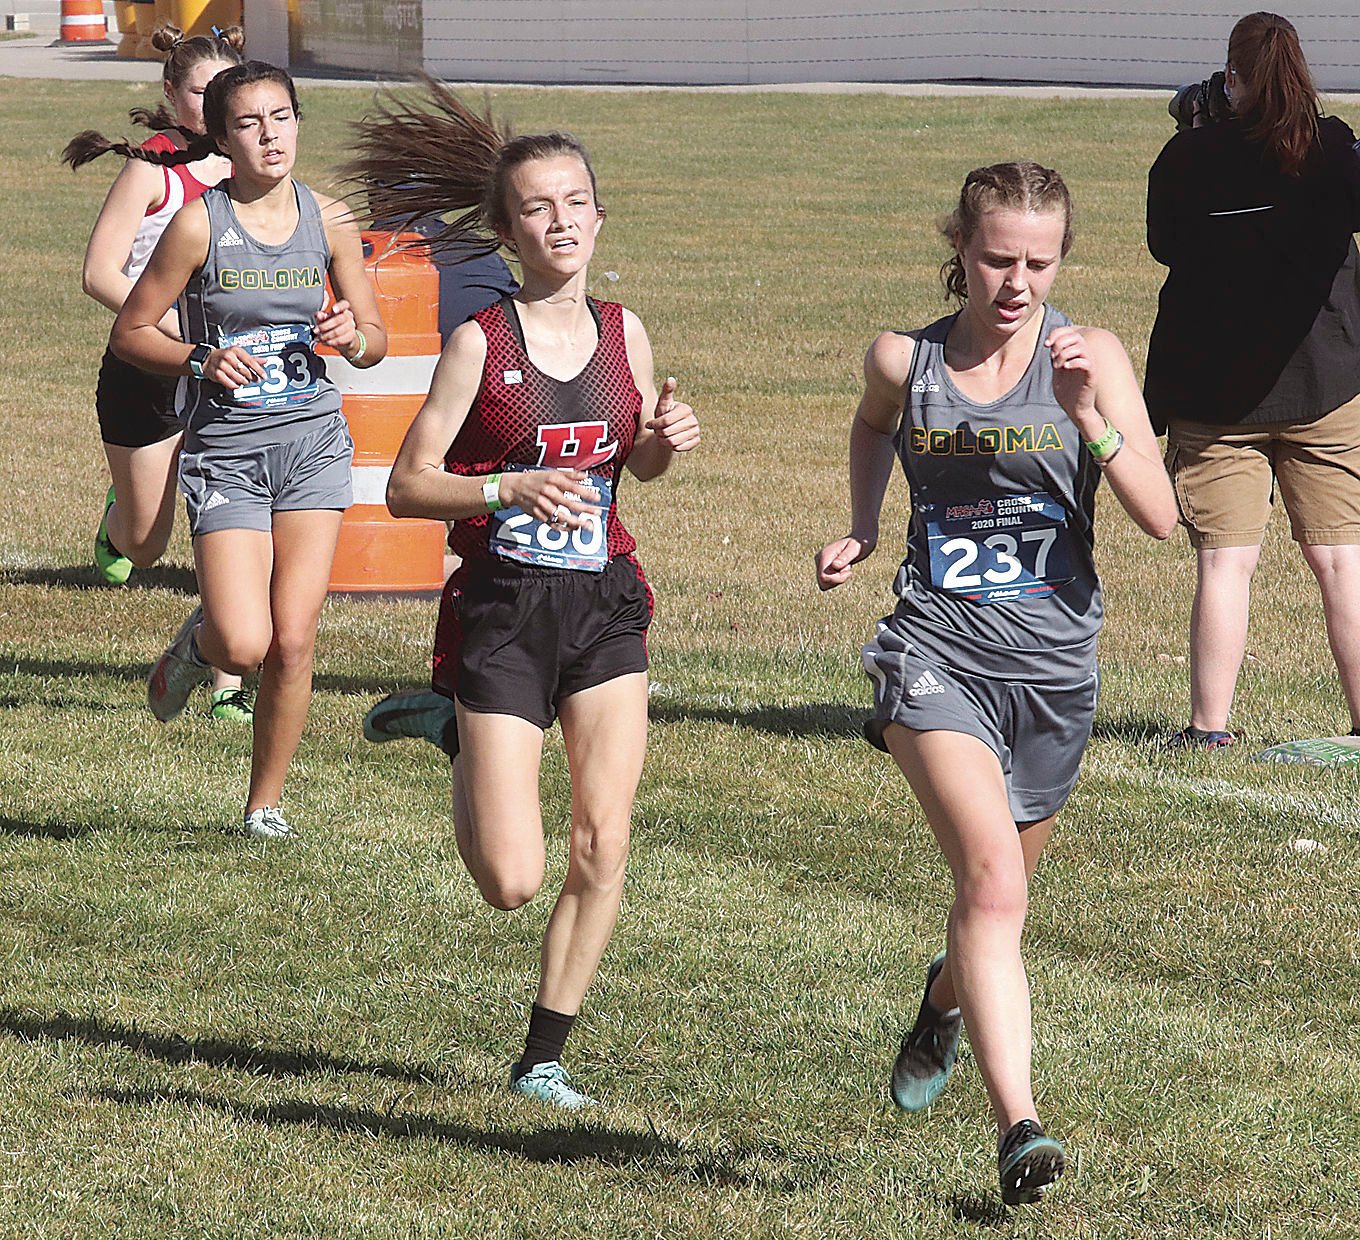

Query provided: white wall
[421,2,1360,91]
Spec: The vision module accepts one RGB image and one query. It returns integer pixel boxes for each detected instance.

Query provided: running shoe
[890,950,962,1112]
[243,805,294,839]
[509,1060,596,1111]
[362,690,456,750]
[1165,725,1238,750]
[147,606,210,723]
[208,685,254,723]
[94,485,133,585]
[998,1118,1065,1206]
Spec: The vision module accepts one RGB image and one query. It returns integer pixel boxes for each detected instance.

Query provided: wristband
[1094,436,1124,468]
[1083,419,1122,461]
[482,473,503,512]
[348,328,367,363]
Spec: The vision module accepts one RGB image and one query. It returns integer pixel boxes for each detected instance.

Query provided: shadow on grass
[0,655,430,700]
[91,1084,789,1185]
[0,1008,439,1085]
[648,700,866,740]
[1091,714,1171,746]
[947,1193,1010,1226]
[3,564,200,595]
[0,815,90,840]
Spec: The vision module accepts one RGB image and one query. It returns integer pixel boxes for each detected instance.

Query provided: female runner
[816,162,1176,1203]
[346,84,700,1108]
[111,62,387,838]
[64,25,250,720]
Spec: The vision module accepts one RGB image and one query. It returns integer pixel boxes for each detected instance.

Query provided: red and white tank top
[121,132,223,281]
[445,297,643,564]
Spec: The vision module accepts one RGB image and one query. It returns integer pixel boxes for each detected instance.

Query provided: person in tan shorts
[1145,13,1360,746]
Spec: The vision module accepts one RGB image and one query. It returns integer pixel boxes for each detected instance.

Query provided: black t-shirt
[1144,115,1360,431]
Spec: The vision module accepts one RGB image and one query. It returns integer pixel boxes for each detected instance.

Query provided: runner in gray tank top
[816,162,1175,1206]
[112,61,388,840]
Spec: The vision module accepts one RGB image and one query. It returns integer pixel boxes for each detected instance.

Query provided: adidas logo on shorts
[217,227,245,248]
[910,367,941,394]
[202,491,230,513]
[908,669,946,697]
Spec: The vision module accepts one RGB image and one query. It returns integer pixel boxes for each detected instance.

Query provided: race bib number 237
[921,491,1074,605]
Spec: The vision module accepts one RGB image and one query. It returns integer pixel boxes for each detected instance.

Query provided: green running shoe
[362,689,458,754]
[209,686,254,723]
[94,486,133,585]
[998,1118,1065,1206]
[890,951,961,1112]
[509,1060,596,1111]
[243,805,294,839]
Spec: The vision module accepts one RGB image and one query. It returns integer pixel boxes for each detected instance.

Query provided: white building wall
[421,2,1360,91]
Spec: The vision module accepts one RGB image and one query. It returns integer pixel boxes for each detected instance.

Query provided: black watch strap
[187,344,212,378]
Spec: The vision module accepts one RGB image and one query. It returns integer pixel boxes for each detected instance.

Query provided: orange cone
[58,0,109,43]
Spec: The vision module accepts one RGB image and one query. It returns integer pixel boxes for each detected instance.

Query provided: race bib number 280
[490,468,611,572]
[921,491,1074,605]
[218,323,320,410]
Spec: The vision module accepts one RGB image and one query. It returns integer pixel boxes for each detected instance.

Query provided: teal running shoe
[243,805,294,839]
[509,1060,596,1111]
[362,689,457,753]
[146,606,210,723]
[890,951,961,1112]
[998,1118,1065,1206]
[208,686,254,723]
[94,485,133,585]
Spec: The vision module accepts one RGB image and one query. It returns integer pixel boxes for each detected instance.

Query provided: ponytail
[62,21,241,170]
[1228,12,1321,175]
[338,76,601,259]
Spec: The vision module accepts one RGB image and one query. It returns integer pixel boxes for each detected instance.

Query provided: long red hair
[1228,11,1321,175]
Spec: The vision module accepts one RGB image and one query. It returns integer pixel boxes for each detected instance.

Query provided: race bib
[921,491,1074,604]
[218,323,321,410]
[490,468,611,572]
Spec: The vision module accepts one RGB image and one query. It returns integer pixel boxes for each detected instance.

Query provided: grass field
[3,78,1360,1237]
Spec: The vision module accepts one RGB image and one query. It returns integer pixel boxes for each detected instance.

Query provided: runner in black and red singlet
[346,84,700,1110]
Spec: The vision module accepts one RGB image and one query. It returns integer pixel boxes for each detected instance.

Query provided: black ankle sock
[516,1004,576,1075]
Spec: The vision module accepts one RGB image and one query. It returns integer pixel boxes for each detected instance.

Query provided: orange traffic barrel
[322,231,445,595]
[58,0,110,42]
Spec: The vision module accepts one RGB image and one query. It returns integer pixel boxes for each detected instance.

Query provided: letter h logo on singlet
[536,421,618,470]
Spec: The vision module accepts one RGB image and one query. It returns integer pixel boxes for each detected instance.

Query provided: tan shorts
[1165,393,1360,548]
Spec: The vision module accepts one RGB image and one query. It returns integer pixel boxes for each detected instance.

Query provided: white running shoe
[147,606,211,723]
[243,805,294,839]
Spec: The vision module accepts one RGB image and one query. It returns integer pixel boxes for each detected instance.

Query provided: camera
[1169,70,1232,131]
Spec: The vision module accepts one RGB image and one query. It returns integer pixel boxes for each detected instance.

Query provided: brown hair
[61,23,243,170]
[338,77,602,260]
[1228,11,1321,175]
[938,161,1074,302]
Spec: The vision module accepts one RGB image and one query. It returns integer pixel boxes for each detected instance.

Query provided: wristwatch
[187,343,212,378]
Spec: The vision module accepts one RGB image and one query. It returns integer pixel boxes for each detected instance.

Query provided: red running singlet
[444,297,643,564]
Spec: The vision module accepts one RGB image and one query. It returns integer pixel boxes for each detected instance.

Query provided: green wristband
[1083,419,1122,461]
[482,473,503,512]
[348,328,367,363]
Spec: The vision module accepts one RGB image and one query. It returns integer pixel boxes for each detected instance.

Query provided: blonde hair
[939,161,1074,302]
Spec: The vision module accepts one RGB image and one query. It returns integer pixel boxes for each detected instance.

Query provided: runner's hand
[645,377,700,452]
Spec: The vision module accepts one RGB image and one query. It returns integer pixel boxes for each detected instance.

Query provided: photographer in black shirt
[1145,11,1360,748]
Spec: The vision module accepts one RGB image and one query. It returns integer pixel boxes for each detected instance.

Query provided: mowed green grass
[2,78,1360,1237]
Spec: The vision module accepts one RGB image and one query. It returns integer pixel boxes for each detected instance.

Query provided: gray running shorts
[861,623,1097,823]
[179,415,353,536]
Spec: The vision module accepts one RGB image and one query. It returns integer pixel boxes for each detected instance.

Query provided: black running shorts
[432,553,652,732]
[95,346,182,449]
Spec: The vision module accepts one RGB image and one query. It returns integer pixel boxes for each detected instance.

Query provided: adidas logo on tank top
[217,226,245,248]
[911,367,941,394]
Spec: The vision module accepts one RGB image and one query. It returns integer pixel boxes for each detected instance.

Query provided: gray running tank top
[178,182,342,446]
[889,304,1102,685]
